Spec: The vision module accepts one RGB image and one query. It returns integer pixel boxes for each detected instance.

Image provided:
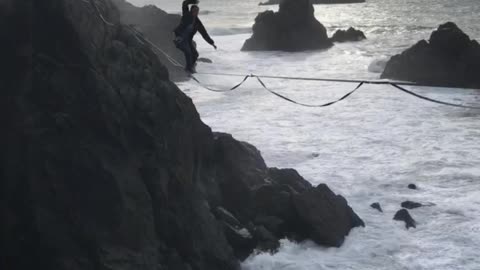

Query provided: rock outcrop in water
[370,202,383,212]
[331,27,366,42]
[408,183,417,190]
[393,209,416,229]
[2,0,363,269]
[111,0,187,81]
[381,22,480,88]
[242,0,333,51]
[401,201,423,209]
[259,0,365,6]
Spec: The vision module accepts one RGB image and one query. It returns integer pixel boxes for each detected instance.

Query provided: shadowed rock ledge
[1,0,363,269]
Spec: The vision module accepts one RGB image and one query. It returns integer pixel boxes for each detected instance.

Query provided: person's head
[191,5,199,17]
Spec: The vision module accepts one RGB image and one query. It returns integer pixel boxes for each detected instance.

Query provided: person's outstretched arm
[197,19,217,49]
[182,0,189,16]
[182,0,197,16]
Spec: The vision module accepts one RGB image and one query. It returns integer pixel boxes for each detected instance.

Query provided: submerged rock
[243,0,333,51]
[331,27,366,42]
[401,201,423,209]
[370,202,383,212]
[394,209,417,229]
[259,0,366,6]
[381,22,480,88]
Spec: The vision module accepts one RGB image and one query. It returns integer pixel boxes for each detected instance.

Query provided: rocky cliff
[1,0,363,269]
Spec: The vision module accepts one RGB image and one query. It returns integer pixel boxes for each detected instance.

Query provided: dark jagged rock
[214,133,364,248]
[293,184,365,247]
[381,22,480,88]
[254,215,285,237]
[221,222,256,261]
[254,184,298,225]
[331,27,366,43]
[111,0,188,81]
[393,209,417,229]
[408,183,417,190]
[243,0,333,51]
[214,207,257,260]
[401,201,423,209]
[213,132,269,222]
[370,202,383,212]
[260,0,366,6]
[2,0,363,269]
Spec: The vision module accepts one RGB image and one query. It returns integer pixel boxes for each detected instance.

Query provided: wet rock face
[381,22,480,88]
[2,0,363,269]
[331,27,366,43]
[242,0,333,51]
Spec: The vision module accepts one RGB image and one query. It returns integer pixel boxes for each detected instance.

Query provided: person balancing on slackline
[174,0,217,73]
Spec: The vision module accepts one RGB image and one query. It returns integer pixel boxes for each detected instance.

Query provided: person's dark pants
[180,40,199,71]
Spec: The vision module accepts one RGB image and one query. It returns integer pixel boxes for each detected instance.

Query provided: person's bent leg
[181,42,194,73]
[191,41,199,67]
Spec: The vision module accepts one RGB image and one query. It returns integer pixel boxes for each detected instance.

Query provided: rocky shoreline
[2,1,363,269]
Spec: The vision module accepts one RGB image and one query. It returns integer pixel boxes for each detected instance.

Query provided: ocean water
[128,0,480,269]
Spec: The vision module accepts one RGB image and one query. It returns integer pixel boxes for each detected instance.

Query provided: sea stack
[381,22,480,88]
[242,0,333,51]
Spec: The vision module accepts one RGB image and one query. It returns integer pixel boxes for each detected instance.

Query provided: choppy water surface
[129,0,480,269]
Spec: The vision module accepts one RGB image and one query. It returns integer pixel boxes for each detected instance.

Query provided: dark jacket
[174,1,214,45]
